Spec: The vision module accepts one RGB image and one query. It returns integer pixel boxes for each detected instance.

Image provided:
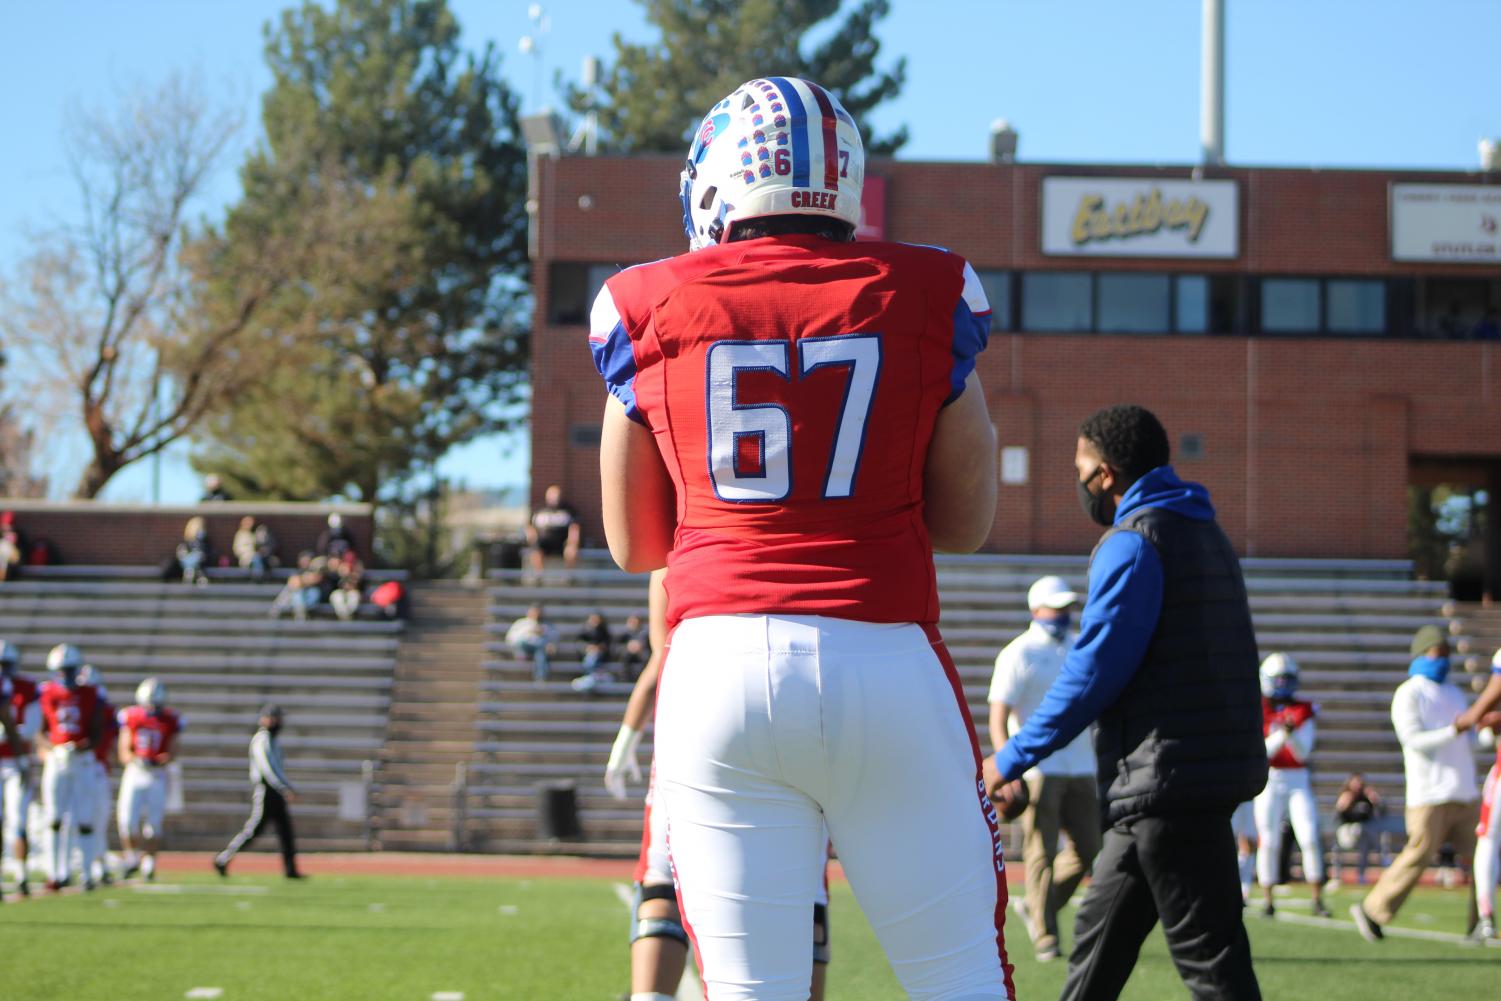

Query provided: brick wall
[0,501,374,567]
[529,155,1501,559]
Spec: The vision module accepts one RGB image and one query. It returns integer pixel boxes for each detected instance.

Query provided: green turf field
[3,871,1495,1000]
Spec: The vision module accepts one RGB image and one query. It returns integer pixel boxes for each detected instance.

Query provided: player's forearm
[600,398,676,573]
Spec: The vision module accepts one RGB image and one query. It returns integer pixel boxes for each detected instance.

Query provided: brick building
[528,155,1501,596]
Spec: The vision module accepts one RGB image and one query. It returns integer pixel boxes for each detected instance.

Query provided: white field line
[132,884,269,895]
[184,989,224,999]
[1275,909,1500,947]
[430,993,465,1001]
[613,881,702,1001]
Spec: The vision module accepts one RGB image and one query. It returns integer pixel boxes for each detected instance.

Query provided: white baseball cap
[1028,575,1078,611]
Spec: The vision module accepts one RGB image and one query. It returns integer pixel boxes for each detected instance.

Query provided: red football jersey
[591,235,990,626]
[1263,698,1316,770]
[38,681,101,747]
[0,674,38,758]
[94,701,120,768]
[121,704,182,765]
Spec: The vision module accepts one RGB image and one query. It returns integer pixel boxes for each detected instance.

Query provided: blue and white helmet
[0,639,18,673]
[136,677,167,709]
[1259,652,1300,700]
[680,77,865,251]
[47,643,83,674]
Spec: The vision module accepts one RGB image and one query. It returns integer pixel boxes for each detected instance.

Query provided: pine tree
[569,0,907,154]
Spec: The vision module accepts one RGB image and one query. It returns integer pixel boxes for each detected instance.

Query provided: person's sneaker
[1351,903,1384,942]
[1261,901,1275,918]
[1008,897,1037,945]
[286,871,307,880]
[1035,943,1061,962]
[17,880,29,898]
[1311,900,1333,919]
[213,858,228,878]
[1473,917,1496,942]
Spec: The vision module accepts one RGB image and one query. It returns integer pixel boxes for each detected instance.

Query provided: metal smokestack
[1201,0,1225,166]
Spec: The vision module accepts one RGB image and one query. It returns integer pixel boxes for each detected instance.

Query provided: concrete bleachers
[469,550,1462,856]
[0,570,402,853]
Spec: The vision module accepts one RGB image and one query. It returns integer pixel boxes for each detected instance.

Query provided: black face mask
[1077,465,1113,527]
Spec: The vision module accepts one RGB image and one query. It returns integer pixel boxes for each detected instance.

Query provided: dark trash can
[535,781,581,840]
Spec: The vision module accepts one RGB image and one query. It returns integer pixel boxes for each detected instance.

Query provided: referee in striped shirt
[214,704,303,878]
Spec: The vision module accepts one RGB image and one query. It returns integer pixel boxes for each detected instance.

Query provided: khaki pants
[1022,773,1102,951]
[1362,799,1479,926]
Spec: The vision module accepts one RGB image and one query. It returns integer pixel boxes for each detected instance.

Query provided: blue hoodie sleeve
[994,530,1165,781]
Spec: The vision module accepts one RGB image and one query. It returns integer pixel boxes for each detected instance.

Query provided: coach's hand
[981,754,1005,801]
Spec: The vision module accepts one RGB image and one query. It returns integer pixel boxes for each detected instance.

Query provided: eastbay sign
[1041,177,1239,258]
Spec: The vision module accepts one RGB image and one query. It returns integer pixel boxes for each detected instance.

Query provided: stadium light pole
[1201,0,1226,167]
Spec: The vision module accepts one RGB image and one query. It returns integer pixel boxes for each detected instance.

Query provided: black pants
[217,783,299,876]
[1060,813,1261,1001]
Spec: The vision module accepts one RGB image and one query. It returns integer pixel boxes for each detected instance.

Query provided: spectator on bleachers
[1333,772,1403,885]
[526,484,581,576]
[232,516,278,582]
[0,511,22,582]
[328,551,365,622]
[316,513,354,559]
[570,612,615,694]
[174,516,212,586]
[506,604,559,682]
[617,613,650,681]
[269,551,328,620]
[200,474,230,502]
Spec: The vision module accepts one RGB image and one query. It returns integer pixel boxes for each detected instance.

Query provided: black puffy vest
[1092,505,1268,826]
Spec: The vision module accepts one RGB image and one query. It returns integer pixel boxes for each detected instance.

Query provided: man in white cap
[989,575,1101,961]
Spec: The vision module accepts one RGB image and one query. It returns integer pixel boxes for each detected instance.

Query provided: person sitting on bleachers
[316,513,354,559]
[616,612,650,681]
[525,484,581,578]
[269,551,329,620]
[0,510,22,582]
[570,612,616,694]
[328,551,365,621]
[232,516,279,582]
[1333,773,1403,885]
[174,516,212,586]
[506,605,559,683]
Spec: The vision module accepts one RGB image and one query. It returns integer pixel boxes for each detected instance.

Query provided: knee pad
[50,821,62,832]
[630,882,689,947]
[78,825,93,836]
[813,901,831,964]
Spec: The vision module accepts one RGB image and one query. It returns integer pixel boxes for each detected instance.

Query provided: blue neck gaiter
[1408,655,1450,684]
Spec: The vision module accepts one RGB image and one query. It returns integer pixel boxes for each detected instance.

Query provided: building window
[1174,276,1208,333]
[1098,273,1170,333]
[1022,272,1092,332]
[1326,280,1386,334]
[1261,278,1321,333]
[548,262,619,326]
[976,270,1011,331]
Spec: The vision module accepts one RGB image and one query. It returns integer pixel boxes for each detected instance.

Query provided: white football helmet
[680,77,865,251]
[136,677,167,709]
[1259,652,1300,700]
[0,639,18,672]
[46,643,83,673]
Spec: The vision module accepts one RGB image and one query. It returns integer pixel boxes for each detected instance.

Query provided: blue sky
[2,0,1497,501]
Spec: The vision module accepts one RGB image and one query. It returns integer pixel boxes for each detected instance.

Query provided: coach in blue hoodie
[985,404,1267,1001]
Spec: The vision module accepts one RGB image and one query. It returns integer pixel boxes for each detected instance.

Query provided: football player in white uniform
[1253,654,1330,918]
[117,678,182,881]
[37,644,104,891]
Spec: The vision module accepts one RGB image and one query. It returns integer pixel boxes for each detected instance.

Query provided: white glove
[604,725,643,800]
[1480,726,1497,750]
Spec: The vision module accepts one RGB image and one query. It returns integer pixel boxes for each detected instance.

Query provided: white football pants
[654,614,1013,1001]
[1254,767,1324,885]
[1477,761,1501,920]
[1,758,34,843]
[118,761,169,842]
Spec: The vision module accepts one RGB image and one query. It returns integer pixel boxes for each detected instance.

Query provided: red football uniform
[591,235,990,627]
[38,681,102,747]
[0,674,39,758]
[1262,698,1316,770]
[121,705,182,766]
[94,701,120,769]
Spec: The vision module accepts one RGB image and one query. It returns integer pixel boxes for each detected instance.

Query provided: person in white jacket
[1351,625,1479,941]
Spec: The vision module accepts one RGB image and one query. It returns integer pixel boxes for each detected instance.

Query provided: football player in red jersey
[1253,653,1330,918]
[37,643,103,891]
[0,640,41,896]
[117,678,182,881]
[1456,647,1501,940]
[76,665,119,886]
[592,78,1009,1000]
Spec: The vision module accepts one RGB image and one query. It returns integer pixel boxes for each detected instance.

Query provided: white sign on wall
[1041,177,1239,258]
[1000,446,1029,486]
[1390,183,1501,263]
